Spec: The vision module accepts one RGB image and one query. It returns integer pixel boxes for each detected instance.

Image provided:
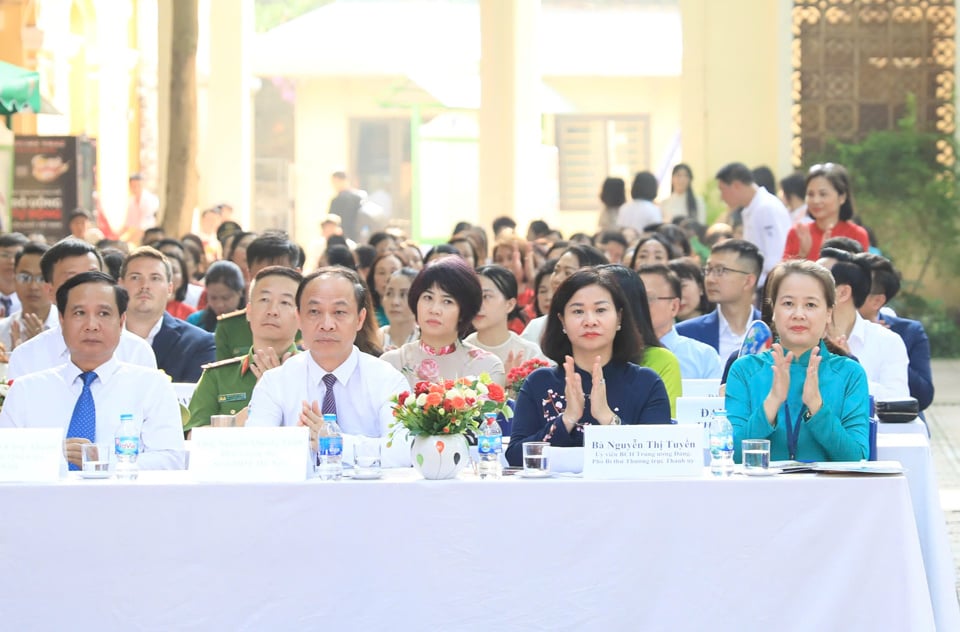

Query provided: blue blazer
[880,313,934,410]
[153,312,216,383]
[675,306,762,352]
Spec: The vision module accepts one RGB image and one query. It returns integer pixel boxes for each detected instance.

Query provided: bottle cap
[322,413,337,422]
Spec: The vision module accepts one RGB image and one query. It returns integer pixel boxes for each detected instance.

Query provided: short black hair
[423,243,459,265]
[656,224,691,257]
[39,237,104,284]
[597,231,628,249]
[253,265,304,287]
[14,241,50,269]
[153,238,186,255]
[638,263,683,304]
[324,245,356,270]
[779,172,806,200]
[540,268,640,366]
[630,172,659,201]
[715,162,754,185]
[710,239,764,280]
[862,253,901,302]
[527,220,551,238]
[0,232,28,249]
[629,234,676,270]
[68,208,92,222]
[492,216,516,235]
[408,256,483,338]
[561,243,608,269]
[821,248,872,308]
[296,266,367,314]
[56,270,128,316]
[476,264,523,321]
[751,166,776,192]
[448,236,478,267]
[216,220,243,244]
[326,235,348,249]
[820,236,863,256]
[354,244,377,269]
[141,227,166,245]
[100,248,126,281]
[600,177,627,208]
[245,233,300,269]
[368,232,395,249]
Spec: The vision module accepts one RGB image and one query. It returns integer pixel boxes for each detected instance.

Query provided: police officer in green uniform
[213,233,302,361]
[188,266,303,431]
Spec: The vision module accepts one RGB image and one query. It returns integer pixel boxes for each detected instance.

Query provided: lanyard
[783,403,806,460]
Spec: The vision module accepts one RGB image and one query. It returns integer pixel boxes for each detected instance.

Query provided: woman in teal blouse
[725,260,869,462]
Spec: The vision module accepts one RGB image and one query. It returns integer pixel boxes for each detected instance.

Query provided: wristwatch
[608,413,621,425]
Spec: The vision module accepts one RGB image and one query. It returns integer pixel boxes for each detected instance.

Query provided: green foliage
[817,94,960,292]
[890,291,960,358]
[255,0,333,33]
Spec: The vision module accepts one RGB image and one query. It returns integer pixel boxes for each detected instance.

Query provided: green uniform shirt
[185,343,299,431]
[213,309,253,361]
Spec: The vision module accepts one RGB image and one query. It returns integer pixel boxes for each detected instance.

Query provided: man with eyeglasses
[639,264,722,379]
[676,240,763,363]
[0,242,57,352]
[0,233,28,318]
[715,162,790,286]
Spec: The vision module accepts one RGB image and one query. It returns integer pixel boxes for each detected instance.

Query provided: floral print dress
[381,339,506,389]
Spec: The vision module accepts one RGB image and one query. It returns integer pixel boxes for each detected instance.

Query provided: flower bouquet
[506,358,550,398]
[388,374,511,479]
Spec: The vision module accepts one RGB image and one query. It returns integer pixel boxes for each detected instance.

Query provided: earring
[562,328,567,334]
[616,325,621,330]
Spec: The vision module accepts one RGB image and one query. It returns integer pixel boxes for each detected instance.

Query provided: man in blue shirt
[638,264,722,379]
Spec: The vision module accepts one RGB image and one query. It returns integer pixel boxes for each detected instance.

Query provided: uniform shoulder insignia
[201,355,245,370]
[217,308,247,321]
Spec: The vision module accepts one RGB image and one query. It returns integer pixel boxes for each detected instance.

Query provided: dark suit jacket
[880,313,934,410]
[675,306,762,352]
[153,312,216,383]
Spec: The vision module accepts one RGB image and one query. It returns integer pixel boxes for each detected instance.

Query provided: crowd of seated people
[0,159,933,468]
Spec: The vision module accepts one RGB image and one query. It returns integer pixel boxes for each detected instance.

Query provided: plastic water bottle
[317,413,343,481]
[114,413,140,481]
[709,409,734,477]
[477,412,503,480]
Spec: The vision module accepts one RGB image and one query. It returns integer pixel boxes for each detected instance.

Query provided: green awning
[0,61,41,118]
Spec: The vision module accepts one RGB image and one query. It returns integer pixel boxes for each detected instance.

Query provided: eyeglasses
[702,265,751,278]
[15,273,45,285]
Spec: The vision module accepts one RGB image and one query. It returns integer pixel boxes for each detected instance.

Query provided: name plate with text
[675,397,726,426]
[0,428,64,483]
[189,427,310,482]
[583,425,703,479]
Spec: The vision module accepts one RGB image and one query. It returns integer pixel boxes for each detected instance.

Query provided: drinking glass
[742,439,770,471]
[353,437,382,479]
[522,442,550,476]
[210,415,236,428]
[81,442,112,478]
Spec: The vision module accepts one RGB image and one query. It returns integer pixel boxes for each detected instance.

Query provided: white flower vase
[411,434,469,480]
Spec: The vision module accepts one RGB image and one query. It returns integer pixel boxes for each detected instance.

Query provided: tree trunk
[164,0,199,238]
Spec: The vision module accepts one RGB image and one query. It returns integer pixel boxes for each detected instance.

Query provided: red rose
[443,399,454,413]
[398,391,410,405]
[487,383,505,403]
[414,381,430,395]
[425,392,443,407]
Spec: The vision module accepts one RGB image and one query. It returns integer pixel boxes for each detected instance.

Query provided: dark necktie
[0,296,11,318]
[67,371,98,471]
[322,373,337,416]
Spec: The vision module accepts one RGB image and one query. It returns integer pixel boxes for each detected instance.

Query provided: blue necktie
[66,372,98,471]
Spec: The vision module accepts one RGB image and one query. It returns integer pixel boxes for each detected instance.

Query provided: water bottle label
[115,436,140,457]
[478,435,502,455]
[318,436,343,456]
[709,434,733,454]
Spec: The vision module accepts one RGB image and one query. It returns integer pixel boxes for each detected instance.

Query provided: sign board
[189,426,310,482]
[583,424,703,479]
[681,379,721,398]
[0,428,64,482]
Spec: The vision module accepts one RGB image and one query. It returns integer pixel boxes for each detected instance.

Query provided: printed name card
[0,428,64,482]
[189,427,310,482]
[680,379,722,398]
[583,425,703,479]
[675,397,726,426]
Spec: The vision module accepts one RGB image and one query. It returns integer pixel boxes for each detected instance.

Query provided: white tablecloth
[878,432,960,631]
[878,417,928,436]
[0,471,934,631]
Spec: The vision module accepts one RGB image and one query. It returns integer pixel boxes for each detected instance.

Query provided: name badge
[189,427,310,482]
[583,425,703,479]
[218,393,247,403]
[0,428,64,482]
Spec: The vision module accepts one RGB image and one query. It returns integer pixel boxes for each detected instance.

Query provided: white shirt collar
[306,345,359,387]
[849,312,867,347]
[62,355,122,385]
[124,314,164,346]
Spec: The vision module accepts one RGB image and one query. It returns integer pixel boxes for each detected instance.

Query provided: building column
[202,0,253,228]
[478,0,542,238]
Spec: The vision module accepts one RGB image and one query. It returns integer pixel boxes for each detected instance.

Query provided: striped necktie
[322,373,337,416]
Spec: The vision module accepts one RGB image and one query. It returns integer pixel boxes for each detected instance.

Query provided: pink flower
[416,358,440,381]
[468,349,486,359]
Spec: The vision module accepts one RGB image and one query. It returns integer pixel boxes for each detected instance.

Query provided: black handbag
[875,398,919,423]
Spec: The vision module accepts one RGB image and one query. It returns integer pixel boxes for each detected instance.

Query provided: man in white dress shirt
[0,242,58,351]
[0,232,27,318]
[246,267,410,466]
[0,271,184,469]
[7,238,156,379]
[716,162,790,286]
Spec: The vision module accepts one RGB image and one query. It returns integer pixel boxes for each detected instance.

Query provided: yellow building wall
[0,0,39,135]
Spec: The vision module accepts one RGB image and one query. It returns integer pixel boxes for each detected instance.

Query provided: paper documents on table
[770,460,904,475]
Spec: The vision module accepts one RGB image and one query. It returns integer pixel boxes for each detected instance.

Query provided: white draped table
[0,470,934,631]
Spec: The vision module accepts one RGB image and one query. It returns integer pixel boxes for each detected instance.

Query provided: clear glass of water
[353,437,382,479]
[210,415,236,427]
[742,439,770,471]
[522,442,550,477]
[81,442,112,478]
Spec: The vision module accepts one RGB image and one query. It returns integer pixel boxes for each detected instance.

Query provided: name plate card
[680,379,721,398]
[675,397,726,426]
[189,427,310,482]
[583,425,703,479]
[0,428,64,483]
